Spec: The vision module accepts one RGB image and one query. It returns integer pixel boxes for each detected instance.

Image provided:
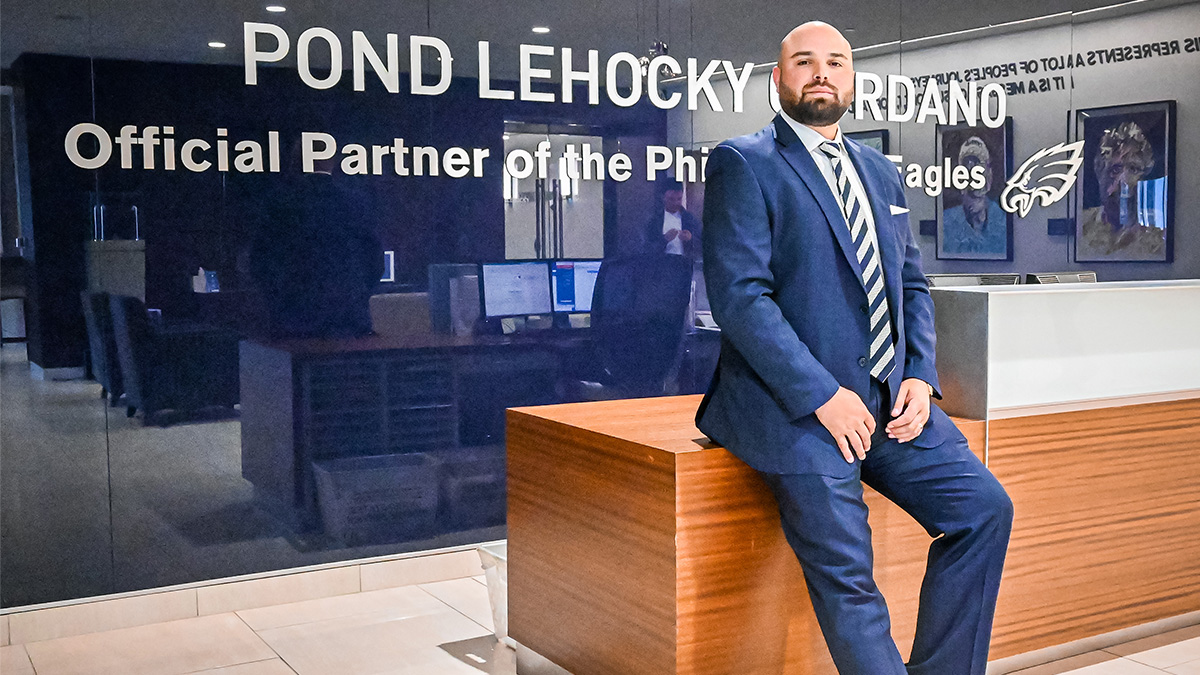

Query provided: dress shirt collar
[780,111,845,155]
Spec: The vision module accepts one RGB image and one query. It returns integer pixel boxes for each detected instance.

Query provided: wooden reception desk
[507,392,1200,675]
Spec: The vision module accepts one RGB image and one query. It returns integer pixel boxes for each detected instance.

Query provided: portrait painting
[1074,101,1175,263]
[936,119,1014,261]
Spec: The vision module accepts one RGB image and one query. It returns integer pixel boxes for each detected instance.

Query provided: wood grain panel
[987,397,1200,659]
[510,394,1200,671]
[508,396,986,675]
[674,449,933,675]
[517,395,984,461]
[674,447,823,674]
[956,417,986,462]
[507,408,679,675]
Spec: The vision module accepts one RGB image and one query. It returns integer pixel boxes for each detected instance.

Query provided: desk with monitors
[240,330,563,535]
[479,259,602,319]
[243,258,725,539]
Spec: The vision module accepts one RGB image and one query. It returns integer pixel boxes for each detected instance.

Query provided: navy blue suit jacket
[696,116,962,477]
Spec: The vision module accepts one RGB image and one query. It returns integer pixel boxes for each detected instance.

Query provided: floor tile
[473,575,487,586]
[1007,650,1121,674]
[1054,657,1173,674]
[256,604,490,675]
[184,659,298,674]
[513,643,572,675]
[8,588,197,643]
[390,656,491,675]
[1107,625,1200,659]
[1114,634,1200,669]
[23,613,276,675]
[1167,659,1200,675]
[1,614,9,646]
[197,567,360,616]
[237,586,446,632]
[1,645,36,675]
[438,635,506,673]
[420,578,495,632]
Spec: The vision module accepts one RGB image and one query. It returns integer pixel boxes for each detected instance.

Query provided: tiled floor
[0,576,511,675]
[0,343,505,608]
[1003,624,1200,675]
[1,575,1198,674]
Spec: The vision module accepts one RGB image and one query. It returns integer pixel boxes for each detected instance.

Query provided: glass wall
[2,0,1196,608]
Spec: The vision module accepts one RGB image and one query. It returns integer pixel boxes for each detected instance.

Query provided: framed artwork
[1073,100,1175,263]
[935,118,1014,261]
[846,129,890,155]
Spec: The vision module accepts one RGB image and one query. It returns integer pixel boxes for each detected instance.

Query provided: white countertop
[930,279,1200,293]
[930,279,1200,418]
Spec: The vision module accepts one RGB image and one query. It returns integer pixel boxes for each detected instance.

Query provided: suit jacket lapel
[845,139,903,329]
[772,116,867,294]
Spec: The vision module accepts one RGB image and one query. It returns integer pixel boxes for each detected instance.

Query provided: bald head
[778,21,853,69]
[773,21,855,134]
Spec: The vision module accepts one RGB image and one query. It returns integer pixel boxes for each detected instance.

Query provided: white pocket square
[889,204,910,215]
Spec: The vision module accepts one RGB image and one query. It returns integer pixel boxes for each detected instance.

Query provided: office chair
[564,253,694,400]
[81,291,124,404]
[1,256,27,347]
[109,294,240,424]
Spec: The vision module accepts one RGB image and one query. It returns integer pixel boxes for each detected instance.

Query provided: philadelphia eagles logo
[1000,141,1085,217]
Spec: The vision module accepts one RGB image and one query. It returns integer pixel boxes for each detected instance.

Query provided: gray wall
[668,2,1200,281]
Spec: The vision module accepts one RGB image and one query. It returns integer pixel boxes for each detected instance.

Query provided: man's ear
[772,65,781,88]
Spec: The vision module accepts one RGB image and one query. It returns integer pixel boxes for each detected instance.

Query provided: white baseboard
[0,541,499,645]
[987,610,1200,674]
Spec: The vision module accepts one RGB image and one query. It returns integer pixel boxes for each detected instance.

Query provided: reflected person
[941,136,1007,257]
[696,21,1012,675]
[249,154,382,338]
[644,181,701,259]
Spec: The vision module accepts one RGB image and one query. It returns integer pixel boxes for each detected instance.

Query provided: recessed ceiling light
[503,134,511,140]
[532,26,550,34]
[266,5,287,12]
[208,41,227,49]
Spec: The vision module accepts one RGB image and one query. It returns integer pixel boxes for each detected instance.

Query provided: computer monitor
[925,273,1021,287]
[551,260,602,313]
[1025,271,1098,284]
[479,261,553,318]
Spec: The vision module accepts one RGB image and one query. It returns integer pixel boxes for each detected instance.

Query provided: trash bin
[478,541,511,647]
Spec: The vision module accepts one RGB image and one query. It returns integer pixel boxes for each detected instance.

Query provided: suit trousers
[760,381,1013,675]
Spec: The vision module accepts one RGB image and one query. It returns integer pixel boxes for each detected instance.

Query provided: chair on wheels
[81,291,124,404]
[1,256,29,347]
[563,253,694,401]
[108,294,240,424]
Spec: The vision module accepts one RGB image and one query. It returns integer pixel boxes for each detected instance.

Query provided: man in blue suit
[696,22,1012,675]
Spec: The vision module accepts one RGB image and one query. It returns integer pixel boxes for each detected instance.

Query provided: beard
[779,80,853,126]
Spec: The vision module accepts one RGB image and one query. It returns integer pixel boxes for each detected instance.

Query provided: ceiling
[0,0,1171,75]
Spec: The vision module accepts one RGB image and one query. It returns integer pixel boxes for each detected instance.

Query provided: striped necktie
[819,140,896,383]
